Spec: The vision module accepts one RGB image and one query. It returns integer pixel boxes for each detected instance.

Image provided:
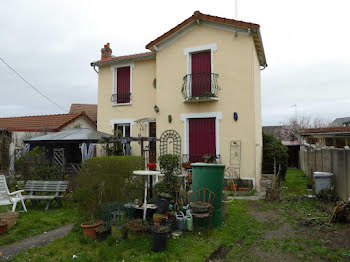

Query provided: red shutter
[117,66,130,103]
[191,51,211,97]
[189,118,216,162]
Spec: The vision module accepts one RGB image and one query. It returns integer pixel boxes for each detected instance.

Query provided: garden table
[133,170,164,220]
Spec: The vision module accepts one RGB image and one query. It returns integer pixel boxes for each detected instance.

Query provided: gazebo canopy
[24,128,112,144]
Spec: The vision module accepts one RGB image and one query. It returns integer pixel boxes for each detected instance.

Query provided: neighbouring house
[331,117,350,127]
[262,125,300,168]
[69,104,97,123]
[91,11,267,190]
[0,112,97,149]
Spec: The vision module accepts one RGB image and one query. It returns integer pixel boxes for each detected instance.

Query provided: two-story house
[91,11,267,190]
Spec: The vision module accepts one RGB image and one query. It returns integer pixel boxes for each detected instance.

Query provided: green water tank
[191,163,225,227]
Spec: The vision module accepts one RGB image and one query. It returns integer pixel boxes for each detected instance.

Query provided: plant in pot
[153,154,181,210]
[153,213,165,226]
[157,192,172,214]
[190,201,211,214]
[124,219,149,240]
[151,224,171,252]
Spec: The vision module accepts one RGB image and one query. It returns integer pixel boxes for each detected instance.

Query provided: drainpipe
[90,63,99,74]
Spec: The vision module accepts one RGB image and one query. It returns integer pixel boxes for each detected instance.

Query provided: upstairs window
[116,66,131,104]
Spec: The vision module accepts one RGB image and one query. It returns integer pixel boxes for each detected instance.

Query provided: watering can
[175,211,186,231]
[185,210,193,231]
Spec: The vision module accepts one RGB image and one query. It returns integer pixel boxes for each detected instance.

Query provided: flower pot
[182,163,192,169]
[0,221,8,235]
[238,187,248,191]
[229,185,237,191]
[81,220,102,240]
[157,196,170,214]
[153,214,164,226]
[0,212,19,228]
[152,229,170,252]
[147,163,156,170]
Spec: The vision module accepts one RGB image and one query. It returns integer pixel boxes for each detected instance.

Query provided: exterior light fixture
[154,105,159,113]
[233,112,238,121]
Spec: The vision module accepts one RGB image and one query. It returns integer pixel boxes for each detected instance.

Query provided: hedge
[75,156,145,219]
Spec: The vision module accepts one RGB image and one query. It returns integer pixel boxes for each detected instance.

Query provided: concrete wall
[300,146,350,200]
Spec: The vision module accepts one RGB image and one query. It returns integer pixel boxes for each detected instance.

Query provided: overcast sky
[1,0,349,125]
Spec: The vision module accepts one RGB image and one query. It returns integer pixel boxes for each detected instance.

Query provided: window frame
[110,63,134,106]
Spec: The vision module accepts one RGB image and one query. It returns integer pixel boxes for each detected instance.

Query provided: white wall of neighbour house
[12,131,50,148]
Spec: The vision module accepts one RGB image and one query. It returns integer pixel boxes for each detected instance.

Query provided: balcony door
[191,51,211,97]
[188,118,216,162]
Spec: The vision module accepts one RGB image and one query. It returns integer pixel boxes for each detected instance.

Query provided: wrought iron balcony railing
[181,73,219,102]
[111,93,131,104]
[182,154,221,164]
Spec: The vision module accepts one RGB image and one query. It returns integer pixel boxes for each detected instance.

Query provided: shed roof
[24,128,111,143]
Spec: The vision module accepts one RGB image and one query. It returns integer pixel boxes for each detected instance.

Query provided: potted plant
[0,212,19,228]
[81,219,103,239]
[0,221,8,235]
[157,192,172,214]
[153,213,164,226]
[151,224,171,252]
[124,219,149,240]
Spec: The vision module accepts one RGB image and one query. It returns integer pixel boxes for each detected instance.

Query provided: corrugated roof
[69,104,97,123]
[24,128,111,143]
[299,126,350,135]
[0,112,96,132]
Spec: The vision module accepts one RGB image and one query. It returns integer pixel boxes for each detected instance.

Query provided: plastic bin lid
[190,163,226,167]
[313,171,334,178]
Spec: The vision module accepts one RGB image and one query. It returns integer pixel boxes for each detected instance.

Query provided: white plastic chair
[0,175,27,212]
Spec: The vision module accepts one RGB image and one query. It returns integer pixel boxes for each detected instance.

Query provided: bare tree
[277,114,331,141]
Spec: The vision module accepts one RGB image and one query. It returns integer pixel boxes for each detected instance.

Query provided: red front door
[189,118,216,162]
[191,51,211,97]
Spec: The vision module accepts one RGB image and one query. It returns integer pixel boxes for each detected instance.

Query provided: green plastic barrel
[191,163,225,227]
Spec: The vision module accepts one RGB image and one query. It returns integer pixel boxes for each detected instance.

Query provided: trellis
[159,130,181,156]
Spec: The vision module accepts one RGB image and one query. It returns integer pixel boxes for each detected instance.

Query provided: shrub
[153,154,180,200]
[74,156,145,219]
[15,146,61,180]
[317,188,338,203]
[263,133,288,180]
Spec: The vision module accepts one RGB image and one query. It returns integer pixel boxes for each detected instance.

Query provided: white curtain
[81,142,94,161]
[22,143,30,157]
[9,143,15,174]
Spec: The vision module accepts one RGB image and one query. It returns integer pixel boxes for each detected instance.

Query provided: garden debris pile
[330,199,350,223]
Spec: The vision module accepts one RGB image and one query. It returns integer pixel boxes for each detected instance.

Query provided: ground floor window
[114,123,130,137]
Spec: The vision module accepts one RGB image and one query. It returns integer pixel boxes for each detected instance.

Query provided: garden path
[0,223,73,261]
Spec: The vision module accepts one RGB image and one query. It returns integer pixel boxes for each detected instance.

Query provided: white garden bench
[0,175,27,212]
[23,180,69,211]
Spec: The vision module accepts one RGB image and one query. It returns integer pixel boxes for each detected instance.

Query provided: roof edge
[91,52,155,67]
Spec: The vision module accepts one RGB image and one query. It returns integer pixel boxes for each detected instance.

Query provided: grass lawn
[8,170,350,261]
[0,200,79,246]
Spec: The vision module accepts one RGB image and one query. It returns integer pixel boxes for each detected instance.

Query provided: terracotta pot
[153,215,163,226]
[0,212,19,228]
[81,220,102,239]
[182,163,192,169]
[238,187,248,191]
[0,221,8,235]
[229,185,238,191]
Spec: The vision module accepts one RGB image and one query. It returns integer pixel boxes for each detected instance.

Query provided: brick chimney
[101,43,112,60]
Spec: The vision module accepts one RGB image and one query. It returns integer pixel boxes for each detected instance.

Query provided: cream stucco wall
[155,24,262,188]
[96,23,263,189]
[61,117,96,131]
[97,58,156,155]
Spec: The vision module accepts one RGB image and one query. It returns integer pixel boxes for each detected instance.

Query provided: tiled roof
[91,52,155,66]
[146,11,259,49]
[145,11,266,66]
[69,104,97,123]
[299,126,350,135]
[331,117,350,127]
[0,112,96,132]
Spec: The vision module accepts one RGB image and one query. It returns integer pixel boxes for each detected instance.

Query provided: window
[111,63,134,105]
[191,51,211,97]
[114,123,130,137]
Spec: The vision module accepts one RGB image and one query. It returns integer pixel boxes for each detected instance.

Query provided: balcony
[111,93,131,104]
[181,73,219,102]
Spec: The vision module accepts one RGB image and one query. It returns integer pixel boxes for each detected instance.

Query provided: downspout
[90,62,99,74]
